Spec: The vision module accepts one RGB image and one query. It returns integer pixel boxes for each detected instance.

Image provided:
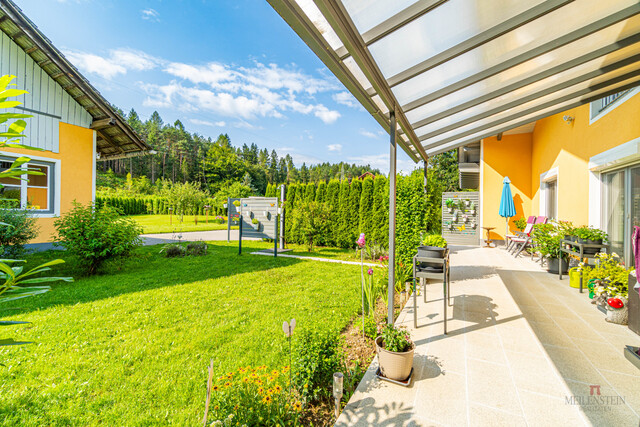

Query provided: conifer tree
[315,181,326,204]
[304,182,316,202]
[359,176,374,242]
[372,175,388,247]
[325,179,340,246]
[285,184,298,243]
[346,178,362,247]
[336,180,351,248]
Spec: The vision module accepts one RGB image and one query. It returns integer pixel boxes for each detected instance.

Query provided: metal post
[388,111,397,325]
[238,215,243,255]
[423,159,428,194]
[274,214,278,258]
[280,184,286,248]
[227,198,231,243]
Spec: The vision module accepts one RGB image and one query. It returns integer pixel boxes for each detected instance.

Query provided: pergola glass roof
[268,0,640,161]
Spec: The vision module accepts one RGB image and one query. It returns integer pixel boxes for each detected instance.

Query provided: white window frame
[0,151,60,218]
[589,87,640,125]
[539,167,559,219]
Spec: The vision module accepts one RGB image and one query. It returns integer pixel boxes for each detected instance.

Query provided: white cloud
[141,9,160,22]
[359,129,379,139]
[189,119,225,127]
[332,91,360,108]
[327,144,342,152]
[64,48,160,80]
[314,105,340,124]
[347,154,417,175]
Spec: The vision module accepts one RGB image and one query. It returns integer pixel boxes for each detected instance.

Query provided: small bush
[358,315,378,340]
[54,202,142,274]
[186,241,207,256]
[161,244,186,258]
[513,218,527,231]
[293,328,342,403]
[422,234,447,248]
[0,201,39,257]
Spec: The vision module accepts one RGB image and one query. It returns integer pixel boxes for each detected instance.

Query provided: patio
[337,246,640,426]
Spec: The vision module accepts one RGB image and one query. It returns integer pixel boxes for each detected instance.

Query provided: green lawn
[0,241,361,426]
[129,214,238,234]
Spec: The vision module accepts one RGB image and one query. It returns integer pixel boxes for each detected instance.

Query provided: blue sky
[16,0,417,173]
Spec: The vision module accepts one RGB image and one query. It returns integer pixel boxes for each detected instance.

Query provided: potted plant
[376,323,414,381]
[418,234,447,269]
[583,253,631,322]
[445,198,455,213]
[233,200,241,208]
[464,199,470,207]
[574,226,608,254]
[532,222,569,274]
[513,218,527,232]
[469,201,476,215]
[251,218,260,229]
[462,214,468,223]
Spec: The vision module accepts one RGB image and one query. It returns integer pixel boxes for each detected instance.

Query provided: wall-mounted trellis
[442,192,480,246]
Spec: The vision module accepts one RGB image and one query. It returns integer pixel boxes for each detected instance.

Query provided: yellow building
[480,88,640,264]
[0,2,148,244]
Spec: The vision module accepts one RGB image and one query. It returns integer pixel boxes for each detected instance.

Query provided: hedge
[95,195,218,216]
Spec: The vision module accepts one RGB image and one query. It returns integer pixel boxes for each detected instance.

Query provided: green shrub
[347,179,362,247]
[161,244,186,258]
[359,176,374,241]
[379,323,412,353]
[372,175,388,247]
[54,202,142,275]
[358,315,378,340]
[186,241,207,256]
[422,234,447,248]
[0,201,39,257]
[293,328,342,403]
[291,201,331,251]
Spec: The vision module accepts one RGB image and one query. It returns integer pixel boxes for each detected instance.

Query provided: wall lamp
[562,115,574,125]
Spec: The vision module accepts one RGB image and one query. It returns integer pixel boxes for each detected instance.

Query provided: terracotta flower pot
[375,336,414,381]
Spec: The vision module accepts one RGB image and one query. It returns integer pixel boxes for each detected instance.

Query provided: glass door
[545,179,557,219]
[629,167,640,266]
[602,170,626,262]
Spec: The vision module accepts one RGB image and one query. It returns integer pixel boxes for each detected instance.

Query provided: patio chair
[505,216,536,251]
[511,216,548,258]
[413,249,451,334]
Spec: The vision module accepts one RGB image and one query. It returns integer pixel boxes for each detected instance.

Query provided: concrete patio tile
[599,370,640,414]
[565,380,639,427]
[518,389,586,426]
[572,337,640,377]
[542,344,607,385]
[413,371,468,427]
[465,332,507,365]
[467,358,523,415]
[517,304,556,325]
[469,403,527,427]
[505,351,568,398]
[535,302,582,321]
[555,317,605,341]
[494,324,540,354]
[526,319,573,348]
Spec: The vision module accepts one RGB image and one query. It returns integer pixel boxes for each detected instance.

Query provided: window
[589,87,640,122]
[0,156,55,214]
[545,179,557,219]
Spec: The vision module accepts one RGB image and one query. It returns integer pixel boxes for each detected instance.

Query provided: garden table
[482,227,495,248]
[412,249,451,334]
[558,239,609,293]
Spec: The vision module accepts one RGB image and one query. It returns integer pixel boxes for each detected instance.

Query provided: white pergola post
[388,111,397,325]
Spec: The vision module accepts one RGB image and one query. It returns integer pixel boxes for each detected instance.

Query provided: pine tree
[315,181,326,204]
[285,184,297,243]
[324,179,340,246]
[336,180,351,248]
[359,176,374,242]
[372,175,388,247]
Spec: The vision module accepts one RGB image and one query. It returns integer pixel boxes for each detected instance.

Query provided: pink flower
[367,268,373,275]
[356,233,366,248]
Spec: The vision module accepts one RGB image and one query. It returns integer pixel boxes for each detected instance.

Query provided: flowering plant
[378,323,412,353]
[207,365,300,426]
[356,233,366,248]
[581,253,630,298]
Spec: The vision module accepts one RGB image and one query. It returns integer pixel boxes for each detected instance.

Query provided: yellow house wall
[1,122,94,243]
[481,133,533,241]
[481,90,640,239]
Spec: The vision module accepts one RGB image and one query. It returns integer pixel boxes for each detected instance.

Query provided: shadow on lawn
[0,241,302,316]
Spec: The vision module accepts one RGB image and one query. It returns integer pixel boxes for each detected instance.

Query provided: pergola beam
[425,78,640,156]
[335,0,449,59]
[268,0,421,162]
[417,53,640,142]
[405,32,640,126]
[388,0,574,88]
[400,4,640,111]
[313,0,429,161]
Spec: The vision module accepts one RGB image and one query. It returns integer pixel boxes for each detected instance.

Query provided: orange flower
[262,395,273,404]
[274,385,282,393]
[293,401,302,411]
[242,377,249,383]
[258,387,265,395]
[212,385,219,392]
[224,381,231,387]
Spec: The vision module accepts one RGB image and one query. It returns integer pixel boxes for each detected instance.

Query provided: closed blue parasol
[499,177,516,242]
